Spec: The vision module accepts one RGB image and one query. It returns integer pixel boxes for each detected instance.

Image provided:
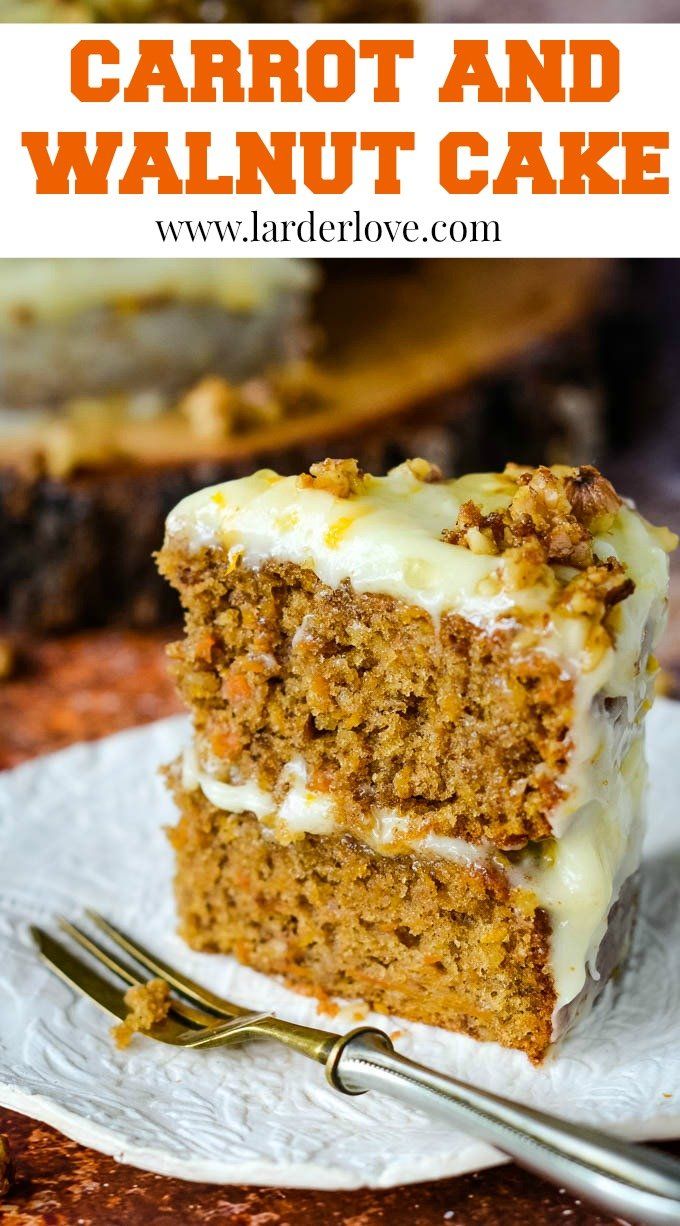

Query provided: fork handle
[326,1028,680,1225]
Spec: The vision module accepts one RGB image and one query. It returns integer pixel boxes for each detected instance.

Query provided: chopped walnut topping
[503,462,533,481]
[405,457,443,483]
[444,464,626,570]
[180,376,237,441]
[0,1135,13,1200]
[33,359,330,478]
[112,978,171,1049]
[443,464,636,637]
[561,465,621,532]
[509,467,593,567]
[298,458,365,498]
[237,377,283,428]
[558,558,635,620]
[442,501,505,554]
[231,361,329,430]
[502,538,556,593]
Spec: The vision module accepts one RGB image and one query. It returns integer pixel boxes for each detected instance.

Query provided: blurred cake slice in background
[0,259,657,630]
[0,259,315,409]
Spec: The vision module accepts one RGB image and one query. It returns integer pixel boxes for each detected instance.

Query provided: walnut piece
[501,538,556,593]
[442,501,505,554]
[180,376,237,441]
[561,464,621,532]
[558,558,635,619]
[508,467,593,567]
[298,458,365,498]
[112,978,171,1049]
[406,457,443,483]
[183,362,330,440]
[267,359,330,418]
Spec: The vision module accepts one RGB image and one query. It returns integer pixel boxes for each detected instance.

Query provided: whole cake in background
[0,259,656,630]
[158,458,674,1062]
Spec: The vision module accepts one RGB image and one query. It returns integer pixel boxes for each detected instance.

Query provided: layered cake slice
[158,459,673,1061]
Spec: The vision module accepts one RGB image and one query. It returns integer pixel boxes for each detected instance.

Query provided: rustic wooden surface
[0,622,679,1224]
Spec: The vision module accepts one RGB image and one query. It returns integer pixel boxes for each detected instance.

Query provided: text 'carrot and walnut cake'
[158,458,674,1062]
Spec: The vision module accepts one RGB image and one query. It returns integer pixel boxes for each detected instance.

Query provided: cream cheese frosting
[165,463,669,670]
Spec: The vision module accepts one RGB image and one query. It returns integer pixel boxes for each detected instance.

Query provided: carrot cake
[159,459,673,1061]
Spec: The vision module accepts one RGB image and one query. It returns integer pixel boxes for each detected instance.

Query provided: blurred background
[2,0,680,19]
[1,255,679,763]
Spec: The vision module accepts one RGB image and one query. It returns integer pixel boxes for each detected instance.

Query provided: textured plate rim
[0,1082,508,1188]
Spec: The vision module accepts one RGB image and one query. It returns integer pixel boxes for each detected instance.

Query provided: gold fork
[32,913,680,1224]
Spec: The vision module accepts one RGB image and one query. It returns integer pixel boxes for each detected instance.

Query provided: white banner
[0,22,677,257]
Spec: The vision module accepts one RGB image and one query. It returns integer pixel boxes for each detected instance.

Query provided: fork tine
[85,910,247,1019]
[31,926,188,1044]
[32,926,130,1021]
[34,925,345,1063]
[58,917,214,1030]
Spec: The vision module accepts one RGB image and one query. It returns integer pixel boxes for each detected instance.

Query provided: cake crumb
[313,987,340,1018]
[299,458,365,498]
[333,999,370,1025]
[112,978,171,1049]
[0,1134,13,1200]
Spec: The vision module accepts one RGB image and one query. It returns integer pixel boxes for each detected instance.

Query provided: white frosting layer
[182,741,646,1013]
[166,464,669,671]
[0,259,314,327]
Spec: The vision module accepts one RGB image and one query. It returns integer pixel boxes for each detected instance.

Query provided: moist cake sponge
[159,458,673,1061]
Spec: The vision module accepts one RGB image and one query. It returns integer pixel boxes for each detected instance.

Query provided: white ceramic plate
[0,702,679,1189]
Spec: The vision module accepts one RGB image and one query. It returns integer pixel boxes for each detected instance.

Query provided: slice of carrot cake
[158,458,673,1061]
